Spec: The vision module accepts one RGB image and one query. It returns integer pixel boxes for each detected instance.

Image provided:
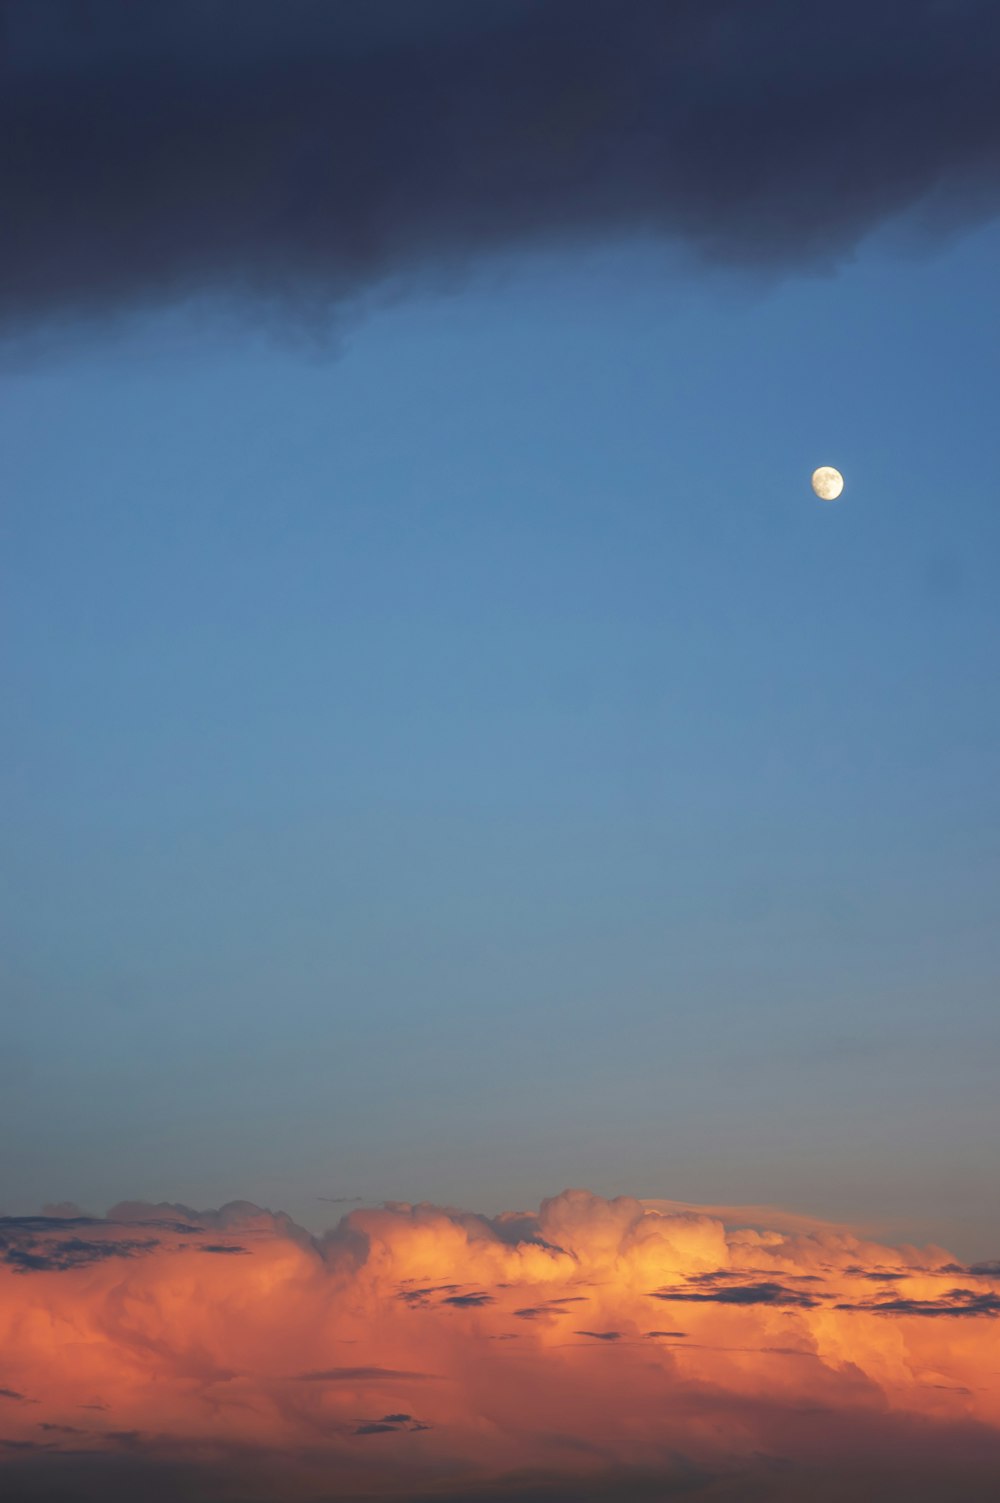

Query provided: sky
[4,221,1000,1254]
[2,3,1000,1498]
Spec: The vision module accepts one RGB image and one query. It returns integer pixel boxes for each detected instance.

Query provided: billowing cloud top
[2,1188,999,1499]
[4,0,1000,333]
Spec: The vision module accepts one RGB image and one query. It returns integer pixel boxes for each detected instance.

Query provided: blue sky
[3,219,999,1254]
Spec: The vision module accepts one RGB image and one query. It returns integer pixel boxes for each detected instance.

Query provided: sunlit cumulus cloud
[2,1189,1000,1499]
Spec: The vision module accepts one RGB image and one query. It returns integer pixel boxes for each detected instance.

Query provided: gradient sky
[2,2,1000,1262]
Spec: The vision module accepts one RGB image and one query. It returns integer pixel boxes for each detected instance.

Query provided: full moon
[811,465,844,500]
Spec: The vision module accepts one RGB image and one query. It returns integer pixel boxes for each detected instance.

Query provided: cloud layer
[2,1188,999,1499]
[4,0,1000,334]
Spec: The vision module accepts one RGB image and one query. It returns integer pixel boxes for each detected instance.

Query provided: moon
[811,465,844,501]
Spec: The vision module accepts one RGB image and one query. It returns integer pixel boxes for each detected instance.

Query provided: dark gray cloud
[396,1283,463,1307]
[650,1280,820,1308]
[0,1205,302,1274]
[514,1296,589,1320]
[0,1224,162,1275]
[4,0,1000,337]
[511,1292,589,1316]
[294,1367,439,1383]
[835,1289,1000,1317]
[354,1412,431,1436]
[2,1217,106,1233]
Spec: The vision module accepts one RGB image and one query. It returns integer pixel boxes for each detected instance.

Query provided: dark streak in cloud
[4,0,1000,340]
[294,1367,439,1383]
[835,1290,1000,1318]
[353,1410,432,1437]
[684,1270,742,1285]
[2,1217,104,1232]
[575,1330,623,1341]
[650,1281,819,1309]
[441,1293,494,1308]
[353,1408,434,1437]
[198,1245,249,1256]
[0,1231,162,1275]
[514,1295,590,1321]
[397,1284,462,1307]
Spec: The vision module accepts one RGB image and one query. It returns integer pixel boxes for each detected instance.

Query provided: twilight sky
[5,5,1000,1499]
[3,0,1000,1265]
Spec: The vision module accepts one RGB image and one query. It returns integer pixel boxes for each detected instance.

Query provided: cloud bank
[2,1187,999,1499]
[4,0,1000,335]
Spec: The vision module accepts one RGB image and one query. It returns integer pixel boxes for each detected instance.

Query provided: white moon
[811,465,844,501]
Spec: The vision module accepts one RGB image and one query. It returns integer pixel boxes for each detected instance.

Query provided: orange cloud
[2,1188,999,1499]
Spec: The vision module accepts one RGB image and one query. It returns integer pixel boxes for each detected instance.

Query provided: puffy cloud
[1,1187,998,1498]
[4,1,1000,336]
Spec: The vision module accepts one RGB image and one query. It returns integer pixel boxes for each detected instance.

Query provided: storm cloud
[4,0,1000,336]
[1,1187,999,1499]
